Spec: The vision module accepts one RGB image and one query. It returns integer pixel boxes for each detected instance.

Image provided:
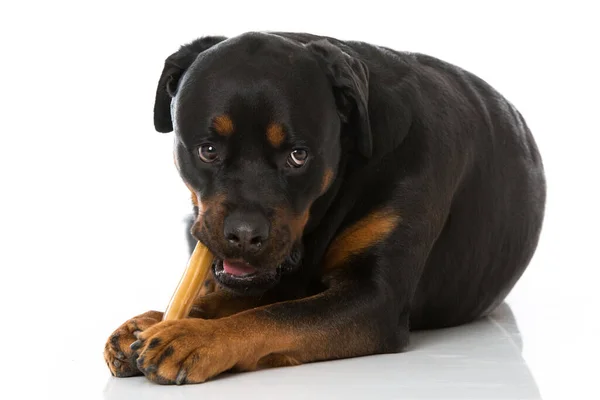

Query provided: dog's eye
[287,149,309,168]
[198,144,218,163]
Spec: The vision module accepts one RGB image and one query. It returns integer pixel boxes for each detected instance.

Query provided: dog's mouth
[213,258,278,294]
[221,259,258,277]
[211,248,303,294]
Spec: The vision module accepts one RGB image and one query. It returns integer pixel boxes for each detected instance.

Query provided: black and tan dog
[104,32,546,384]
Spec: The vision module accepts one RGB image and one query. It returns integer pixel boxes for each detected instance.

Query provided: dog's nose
[223,210,270,253]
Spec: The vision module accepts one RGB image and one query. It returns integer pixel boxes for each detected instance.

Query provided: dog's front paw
[104,310,163,377]
[131,319,239,384]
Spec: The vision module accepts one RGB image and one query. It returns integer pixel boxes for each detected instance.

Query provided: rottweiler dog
[104,32,546,384]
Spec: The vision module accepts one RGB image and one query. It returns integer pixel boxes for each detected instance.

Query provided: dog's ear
[154,36,227,133]
[306,40,372,158]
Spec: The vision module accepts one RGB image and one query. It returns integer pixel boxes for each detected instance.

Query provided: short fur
[104,32,545,384]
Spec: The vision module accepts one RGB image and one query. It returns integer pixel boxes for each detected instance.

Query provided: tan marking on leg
[323,208,401,270]
[190,290,264,319]
[257,353,301,369]
[226,296,379,372]
[134,290,381,383]
[103,311,163,377]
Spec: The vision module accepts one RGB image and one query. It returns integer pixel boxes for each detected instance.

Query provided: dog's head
[153,33,371,293]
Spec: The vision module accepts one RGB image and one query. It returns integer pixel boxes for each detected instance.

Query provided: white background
[0,1,598,399]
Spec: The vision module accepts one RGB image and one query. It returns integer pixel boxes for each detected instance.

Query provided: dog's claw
[116,351,125,360]
[130,340,143,351]
[113,359,122,368]
[176,369,187,385]
[145,364,158,374]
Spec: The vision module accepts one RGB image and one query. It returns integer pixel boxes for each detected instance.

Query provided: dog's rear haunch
[104,32,545,384]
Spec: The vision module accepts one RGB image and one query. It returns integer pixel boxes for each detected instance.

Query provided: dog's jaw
[210,247,303,295]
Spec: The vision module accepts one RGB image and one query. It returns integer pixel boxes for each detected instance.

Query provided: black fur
[155,31,545,354]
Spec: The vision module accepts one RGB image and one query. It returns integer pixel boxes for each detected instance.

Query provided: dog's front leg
[131,273,403,385]
[189,289,265,319]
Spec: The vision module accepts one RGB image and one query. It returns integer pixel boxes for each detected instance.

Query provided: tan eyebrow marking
[266,123,285,148]
[213,115,234,136]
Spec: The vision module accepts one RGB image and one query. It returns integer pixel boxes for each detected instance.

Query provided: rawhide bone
[163,242,214,321]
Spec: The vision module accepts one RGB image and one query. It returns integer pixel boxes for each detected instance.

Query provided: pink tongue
[223,260,257,276]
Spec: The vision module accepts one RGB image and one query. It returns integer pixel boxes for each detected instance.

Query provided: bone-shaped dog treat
[163,242,214,321]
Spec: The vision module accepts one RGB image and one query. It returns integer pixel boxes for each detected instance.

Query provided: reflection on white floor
[100,303,540,400]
